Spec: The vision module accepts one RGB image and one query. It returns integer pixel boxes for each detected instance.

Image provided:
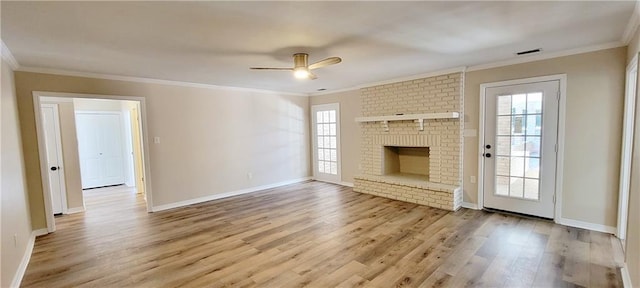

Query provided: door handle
[485,144,492,149]
[483,153,492,158]
[50,166,58,171]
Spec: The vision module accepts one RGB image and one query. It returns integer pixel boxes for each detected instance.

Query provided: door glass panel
[315,108,338,176]
[526,115,542,135]
[526,136,541,156]
[511,136,525,156]
[525,158,540,178]
[497,116,511,135]
[524,178,539,199]
[512,94,527,114]
[512,116,525,134]
[496,156,510,176]
[330,162,337,174]
[527,93,542,113]
[509,177,524,197]
[510,157,525,177]
[496,176,510,195]
[494,91,544,200]
[497,95,512,115]
[496,136,511,155]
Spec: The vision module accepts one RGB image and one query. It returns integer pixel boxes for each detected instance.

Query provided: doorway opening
[33,92,152,233]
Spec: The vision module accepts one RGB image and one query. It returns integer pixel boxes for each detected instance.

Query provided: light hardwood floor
[22,181,624,287]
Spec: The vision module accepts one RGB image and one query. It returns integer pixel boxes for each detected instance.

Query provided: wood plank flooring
[22,181,624,287]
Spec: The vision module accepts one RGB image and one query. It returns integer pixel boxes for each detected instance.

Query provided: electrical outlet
[153,137,160,144]
[13,234,18,247]
[247,172,253,180]
[470,176,477,184]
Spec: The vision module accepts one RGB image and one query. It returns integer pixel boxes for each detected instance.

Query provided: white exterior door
[76,112,126,189]
[41,104,67,214]
[481,80,560,218]
[312,103,341,183]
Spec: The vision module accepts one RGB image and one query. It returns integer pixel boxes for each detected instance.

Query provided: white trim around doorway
[32,91,154,233]
[617,53,638,240]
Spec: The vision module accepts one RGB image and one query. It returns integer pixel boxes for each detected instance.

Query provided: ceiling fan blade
[249,67,293,70]
[308,57,342,70]
[308,72,318,80]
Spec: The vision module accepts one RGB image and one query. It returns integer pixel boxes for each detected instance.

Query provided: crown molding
[466,41,625,72]
[1,40,20,70]
[16,66,308,97]
[311,41,625,97]
[11,39,628,98]
[622,0,640,45]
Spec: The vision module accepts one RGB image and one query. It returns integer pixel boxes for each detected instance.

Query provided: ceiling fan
[250,53,342,80]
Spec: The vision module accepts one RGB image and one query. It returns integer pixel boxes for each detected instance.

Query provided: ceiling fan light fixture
[250,53,340,80]
[294,67,310,79]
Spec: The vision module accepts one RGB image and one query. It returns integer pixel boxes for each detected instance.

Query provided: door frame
[40,103,69,214]
[33,91,153,233]
[311,103,342,184]
[478,74,567,221]
[617,53,638,240]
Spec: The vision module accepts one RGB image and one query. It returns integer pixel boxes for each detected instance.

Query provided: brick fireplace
[353,73,463,211]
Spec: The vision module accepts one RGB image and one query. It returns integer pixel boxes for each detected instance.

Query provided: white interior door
[41,104,67,214]
[482,80,559,218]
[76,112,126,189]
[312,103,341,183]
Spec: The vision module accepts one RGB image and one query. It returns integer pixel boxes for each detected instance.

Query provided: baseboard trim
[340,181,354,187]
[151,177,312,212]
[461,202,480,210]
[310,178,354,187]
[621,264,632,288]
[65,206,85,214]
[555,217,616,234]
[33,228,48,237]
[11,228,47,288]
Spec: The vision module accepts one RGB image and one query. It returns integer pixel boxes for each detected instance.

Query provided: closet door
[76,112,125,189]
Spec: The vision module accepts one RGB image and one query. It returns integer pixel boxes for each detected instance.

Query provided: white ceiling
[1,1,636,94]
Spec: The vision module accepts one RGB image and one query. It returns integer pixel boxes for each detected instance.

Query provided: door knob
[50,166,58,171]
[484,153,492,158]
[485,144,492,149]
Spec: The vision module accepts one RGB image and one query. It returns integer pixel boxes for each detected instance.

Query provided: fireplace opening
[383,146,430,180]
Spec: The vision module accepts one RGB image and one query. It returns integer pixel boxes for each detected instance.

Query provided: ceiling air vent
[516,48,542,56]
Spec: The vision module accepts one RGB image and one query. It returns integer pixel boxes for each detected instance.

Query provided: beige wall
[464,47,626,227]
[15,72,311,229]
[309,89,360,183]
[74,98,122,111]
[625,29,640,287]
[1,59,33,287]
